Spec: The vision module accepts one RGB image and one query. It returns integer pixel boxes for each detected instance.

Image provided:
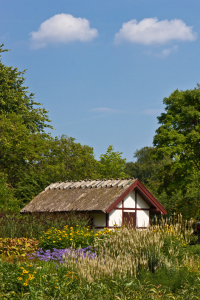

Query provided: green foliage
[0,216,200,299]
[0,212,90,239]
[0,44,52,133]
[125,146,171,194]
[50,135,98,181]
[153,87,200,193]
[39,225,96,251]
[39,226,114,252]
[0,238,38,256]
[0,173,18,211]
[97,145,127,179]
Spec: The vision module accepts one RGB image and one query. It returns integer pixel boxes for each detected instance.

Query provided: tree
[0,44,52,133]
[49,135,98,181]
[125,146,170,194]
[97,145,127,179]
[153,87,200,171]
[0,172,19,211]
[153,86,200,218]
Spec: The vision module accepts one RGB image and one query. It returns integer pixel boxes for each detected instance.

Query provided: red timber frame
[99,179,167,229]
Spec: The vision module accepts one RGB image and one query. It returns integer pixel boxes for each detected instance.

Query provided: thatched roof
[20,178,167,214]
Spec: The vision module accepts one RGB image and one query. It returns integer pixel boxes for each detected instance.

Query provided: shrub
[0,237,39,256]
[39,226,114,251]
[0,211,90,239]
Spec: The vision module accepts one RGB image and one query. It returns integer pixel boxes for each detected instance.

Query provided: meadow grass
[0,214,200,299]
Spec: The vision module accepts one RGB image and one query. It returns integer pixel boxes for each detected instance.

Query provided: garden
[0,212,200,299]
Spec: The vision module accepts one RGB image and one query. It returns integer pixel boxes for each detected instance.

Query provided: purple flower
[27,247,97,264]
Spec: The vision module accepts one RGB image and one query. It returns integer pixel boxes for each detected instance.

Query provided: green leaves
[153,88,200,172]
[97,145,127,179]
[0,44,52,133]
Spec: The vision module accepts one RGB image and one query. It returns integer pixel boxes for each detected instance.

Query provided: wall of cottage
[108,190,150,228]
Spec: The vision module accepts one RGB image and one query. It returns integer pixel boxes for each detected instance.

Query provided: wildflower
[17,277,22,280]
[23,283,28,286]
[23,270,29,273]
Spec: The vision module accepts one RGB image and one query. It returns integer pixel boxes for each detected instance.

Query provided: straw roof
[20,178,167,214]
[21,178,136,213]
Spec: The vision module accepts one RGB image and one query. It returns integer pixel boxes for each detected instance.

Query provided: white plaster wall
[124,191,135,208]
[137,194,150,209]
[124,210,135,213]
[109,210,122,226]
[137,210,149,227]
[90,213,106,227]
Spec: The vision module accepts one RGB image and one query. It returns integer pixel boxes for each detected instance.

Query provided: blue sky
[1,0,200,161]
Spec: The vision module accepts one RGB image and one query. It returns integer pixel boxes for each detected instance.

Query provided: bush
[0,211,90,239]
[0,237,38,256]
[39,226,114,251]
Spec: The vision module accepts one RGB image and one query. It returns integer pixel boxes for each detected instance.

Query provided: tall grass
[0,211,91,239]
[63,214,195,282]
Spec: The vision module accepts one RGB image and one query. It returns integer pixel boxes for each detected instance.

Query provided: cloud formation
[160,45,178,57]
[115,18,197,45]
[30,13,98,48]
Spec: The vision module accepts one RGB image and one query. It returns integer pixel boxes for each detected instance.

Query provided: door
[123,212,136,227]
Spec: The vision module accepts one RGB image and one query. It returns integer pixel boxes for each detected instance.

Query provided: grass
[0,214,200,299]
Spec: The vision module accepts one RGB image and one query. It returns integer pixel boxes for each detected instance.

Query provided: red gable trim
[106,179,167,215]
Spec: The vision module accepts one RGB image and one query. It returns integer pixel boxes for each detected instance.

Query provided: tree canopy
[0,44,52,133]
[152,86,200,218]
[97,145,127,179]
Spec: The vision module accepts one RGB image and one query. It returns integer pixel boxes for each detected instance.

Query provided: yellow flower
[23,270,29,274]
[17,277,22,280]
[23,283,28,286]
[33,271,36,273]
[53,241,55,243]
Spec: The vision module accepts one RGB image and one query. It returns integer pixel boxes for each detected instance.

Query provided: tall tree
[97,145,127,179]
[153,86,200,218]
[153,87,200,193]
[0,44,52,133]
[125,146,171,194]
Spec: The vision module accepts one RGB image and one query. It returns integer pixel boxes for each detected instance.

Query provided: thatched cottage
[21,178,167,228]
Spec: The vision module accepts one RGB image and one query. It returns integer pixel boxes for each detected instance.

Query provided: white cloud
[142,109,163,116]
[159,45,178,57]
[30,13,98,48]
[115,18,197,45]
[90,107,122,113]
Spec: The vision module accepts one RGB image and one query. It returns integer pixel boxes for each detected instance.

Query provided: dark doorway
[123,212,136,227]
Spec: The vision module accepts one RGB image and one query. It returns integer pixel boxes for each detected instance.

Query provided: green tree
[0,173,19,211]
[153,87,200,192]
[125,146,169,194]
[153,86,200,218]
[97,145,127,179]
[0,44,52,133]
[49,135,98,181]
